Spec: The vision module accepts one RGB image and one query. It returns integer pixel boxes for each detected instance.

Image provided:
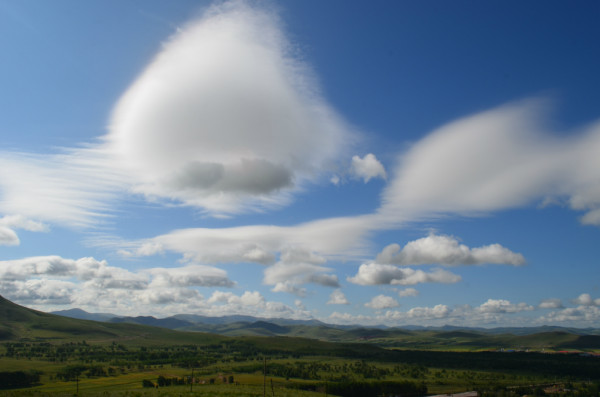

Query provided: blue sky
[1,0,600,327]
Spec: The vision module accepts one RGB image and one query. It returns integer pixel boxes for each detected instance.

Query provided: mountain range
[2,295,600,351]
[48,305,600,344]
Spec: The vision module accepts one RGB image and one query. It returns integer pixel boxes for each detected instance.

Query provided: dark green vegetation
[2,295,600,396]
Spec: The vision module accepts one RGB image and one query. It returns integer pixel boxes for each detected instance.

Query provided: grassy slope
[0,295,224,345]
[2,295,600,351]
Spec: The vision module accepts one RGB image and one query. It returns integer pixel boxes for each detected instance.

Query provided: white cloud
[572,293,600,306]
[148,264,235,288]
[0,256,149,290]
[327,289,349,305]
[264,247,338,289]
[0,255,240,315]
[477,299,534,314]
[539,298,563,309]
[271,281,307,297]
[208,290,265,306]
[384,304,451,321]
[0,151,124,229]
[203,290,310,319]
[327,311,373,325]
[327,295,554,327]
[0,279,76,305]
[0,226,19,246]
[539,306,600,324]
[347,262,461,286]
[378,100,600,226]
[294,299,306,310]
[0,214,48,232]
[375,234,525,266]
[123,215,374,266]
[365,294,399,309]
[0,214,48,245]
[398,288,419,297]
[138,287,202,305]
[350,153,386,183]
[119,242,164,257]
[105,1,354,215]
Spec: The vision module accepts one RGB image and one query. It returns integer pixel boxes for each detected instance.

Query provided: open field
[2,296,600,396]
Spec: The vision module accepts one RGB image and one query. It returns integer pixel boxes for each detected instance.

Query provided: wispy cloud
[378,99,600,226]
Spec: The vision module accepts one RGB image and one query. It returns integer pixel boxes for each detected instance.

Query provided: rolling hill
[0,295,224,345]
[5,295,600,350]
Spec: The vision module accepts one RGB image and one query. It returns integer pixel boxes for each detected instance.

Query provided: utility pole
[263,357,267,397]
[190,366,194,393]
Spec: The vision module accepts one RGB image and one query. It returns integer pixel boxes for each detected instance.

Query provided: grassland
[2,296,600,396]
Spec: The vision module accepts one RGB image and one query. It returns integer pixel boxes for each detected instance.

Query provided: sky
[1,0,600,328]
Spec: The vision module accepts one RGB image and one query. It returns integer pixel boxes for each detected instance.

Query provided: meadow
[2,339,600,396]
[2,296,600,396]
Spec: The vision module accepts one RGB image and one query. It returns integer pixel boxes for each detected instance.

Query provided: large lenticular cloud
[378,99,600,225]
[106,1,353,214]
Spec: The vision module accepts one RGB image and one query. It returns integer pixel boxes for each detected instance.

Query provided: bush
[326,380,427,397]
[0,371,41,389]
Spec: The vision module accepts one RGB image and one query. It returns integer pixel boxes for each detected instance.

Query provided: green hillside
[0,295,224,345]
[2,295,600,352]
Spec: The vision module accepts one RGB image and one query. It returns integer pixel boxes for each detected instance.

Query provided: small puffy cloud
[264,247,339,295]
[539,298,563,309]
[347,262,460,286]
[271,281,307,297]
[477,299,534,314]
[375,234,525,266]
[0,256,148,290]
[138,287,202,305]
[398,288,419,297]
[0,226,19,246]
[327,289,349,305]
[0,279,76,305]
[0,215,49,245]
[350,153,386,183]
[148,264,235,288]
[365,294,399,310]
[280,248,326,265]
[0,214,48,232]
[384,304,450,321]
[208,290,265,306]
[572,293,600,306]
[264,262,336,286]
[539,306,600,324]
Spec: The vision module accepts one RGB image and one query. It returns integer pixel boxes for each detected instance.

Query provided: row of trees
[0,370,41,389]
